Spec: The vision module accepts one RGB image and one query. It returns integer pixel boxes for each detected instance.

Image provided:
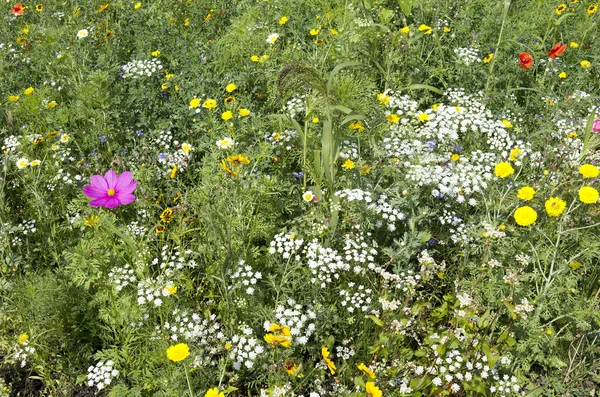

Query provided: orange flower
[547,42,567,58]
[12,3,25,15]
[518,52,533,70]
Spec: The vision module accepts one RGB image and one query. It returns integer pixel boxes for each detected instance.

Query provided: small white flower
[16,158,29,169]
[302,191,315,202]
[266,33,279,44]
[216,137,234,149]
[77,29,89,39]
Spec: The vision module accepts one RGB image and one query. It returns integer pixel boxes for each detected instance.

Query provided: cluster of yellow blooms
[510,164,599,227]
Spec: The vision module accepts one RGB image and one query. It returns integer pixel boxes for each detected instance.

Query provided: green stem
[184,363,194,397]
[485,0,511,94]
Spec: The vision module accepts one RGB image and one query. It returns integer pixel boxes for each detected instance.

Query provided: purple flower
[593,119,600,133]
[82,170,137,208]
[99,135,107,143]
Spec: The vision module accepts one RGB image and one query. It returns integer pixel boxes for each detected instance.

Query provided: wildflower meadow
[2,0,600,396]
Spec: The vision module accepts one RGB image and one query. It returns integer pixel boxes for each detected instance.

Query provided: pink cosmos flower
[83,170,137,208]
[593,119,600,133]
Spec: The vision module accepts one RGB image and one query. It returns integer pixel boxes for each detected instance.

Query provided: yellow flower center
[107,188,116,197]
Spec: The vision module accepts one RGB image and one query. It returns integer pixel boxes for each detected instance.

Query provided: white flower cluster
[108,263,136,291]
[515,253,530,267]
[383,91,419,122]
[284,96,306,119]
[454,47,481,66]
[339,140,359,159]
[335,188,373,203]
[271,299,316,345]
[127,221,146,237]
[374,266,420,293]
[382,90,532,204]
[121,59,163,78]
[16,219,36,235]
[304,240,350,288]
[268,232,304,260]
[490,373,520,396]
[229,328,265,370]
[339,283,373,313]
[229,260,262,295]
[14,341,35,368]
[428,349,490,393]
[341,231,378,274]
[368,194,406,231]
[514,298,534,319]
[335,340,355,360]
[87,360,118,390]
[164,310,224,343]
[151,245,196,276]
[260,384,291,397]
[136,276,175,307]
[439,209,469,244]
[2,135,20,154]
[266,129,298,152]
[418,249,446,280]
[482,221,506,239]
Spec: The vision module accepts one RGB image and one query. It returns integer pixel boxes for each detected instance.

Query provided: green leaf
[397,0,413,16]
[554,12,576,26]
[354,375,366,388]
[401,84,443,95]
[223,386,239,394]
[368,315,384,326]
[76,374,88,384]
[506,337,517,347]
[482,343,500,367]
[327,62,363,88]
[340,113,366,126]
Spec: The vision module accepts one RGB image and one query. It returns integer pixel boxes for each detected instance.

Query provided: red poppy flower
[518,52,534,70]
[548,42,567,58]
[12,3,25,15]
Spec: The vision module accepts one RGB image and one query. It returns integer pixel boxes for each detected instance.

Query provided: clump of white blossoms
[121,59,163,78]
[454,47,481,66]
[303,240,350,288]
[154,132,192,178]
[151,245,196,276]
[108,263,136,291]
[339,283,374,313]
[229,260,262,295]
[283,95,306,119]
[229,328,265,370]
[268,232,304,260]
[267,299,317,345]
[339,140,359,159]
[266,129,298,152]
[381,89,532,204]
[136,276,176,307]
[514,298,534,319]
[164,310,224,344]
[87,360,118,390]
[14,337,35,368]
[340,231,378,274]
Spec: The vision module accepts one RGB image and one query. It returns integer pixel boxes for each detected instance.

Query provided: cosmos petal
[90,175,109,190]
[104,170,117,189]
[118,181,137,194]
[117,193,136,205]
[83,185,108,200]
[114,171,133,192]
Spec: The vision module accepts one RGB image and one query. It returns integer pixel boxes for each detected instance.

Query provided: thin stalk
[184,363,194,397]
[485,0,511,93]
